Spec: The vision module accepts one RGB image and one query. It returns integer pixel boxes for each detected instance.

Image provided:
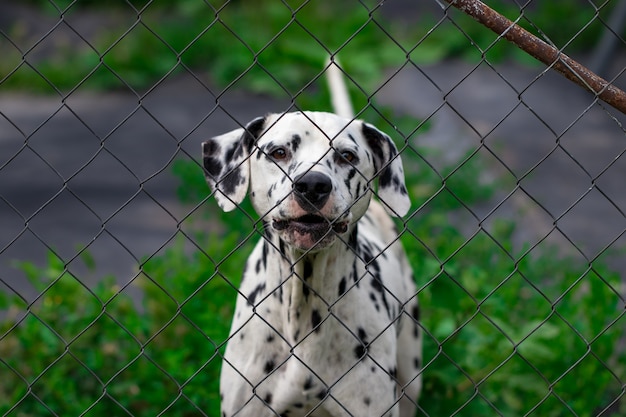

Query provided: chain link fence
[1,0,626,416]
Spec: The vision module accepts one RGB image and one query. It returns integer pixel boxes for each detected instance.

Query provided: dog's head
[202,111,410,251]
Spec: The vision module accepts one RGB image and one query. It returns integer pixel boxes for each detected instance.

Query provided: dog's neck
[268,226,359,345]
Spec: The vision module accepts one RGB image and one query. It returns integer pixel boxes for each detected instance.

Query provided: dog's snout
[293,172,332,211]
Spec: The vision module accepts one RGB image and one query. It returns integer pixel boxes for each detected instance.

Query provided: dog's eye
[270,148,288,161]
[339,150,357,164]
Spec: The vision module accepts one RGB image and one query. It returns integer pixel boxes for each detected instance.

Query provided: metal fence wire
[1,0,626,416]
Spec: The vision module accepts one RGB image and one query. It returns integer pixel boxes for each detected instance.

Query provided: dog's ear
[361,122,411,217]
[202,117,266,212]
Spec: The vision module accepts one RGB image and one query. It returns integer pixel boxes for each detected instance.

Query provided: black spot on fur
[278,281,284,304]
[411,304,420,321]
[369,258,382,278]
[414,357,421,369]
[355,181,363,199]
[361,123,385,172]
[361,122,406,197]
[316,389,327,400]
[278,239,287,257]
[247,282,266,306]
[343,168,358,195]
[354,344,366,359]
[220,166,245,196]
[370,273,382,292]
[203,140,218,156]
[263,220,273,239]
[412,304,421,337]
[203,157,222,178]
[354,327,369,359]
[225,141,243,162]
[369,292,376,302]
[261,241,269,269]
[311,310,321,332]
[364,397,371,406]
[264,358,276,374]
[348,225,358,250]
[347,167,357,180]
[243,117,267,152]
[357,327,368,343]
[291,134,301,152]
[338,277,346,297]
[369,292,380,312]
[264,393,273,404]
[303,259,313,280]
[379,166,394,188]
[370,275,390,316]
[352,261,359,287]
[303,375,314,390]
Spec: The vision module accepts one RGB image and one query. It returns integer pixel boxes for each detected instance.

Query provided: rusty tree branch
[442,0,626,115]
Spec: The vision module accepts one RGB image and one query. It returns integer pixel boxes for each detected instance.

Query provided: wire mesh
[1,0,625,416]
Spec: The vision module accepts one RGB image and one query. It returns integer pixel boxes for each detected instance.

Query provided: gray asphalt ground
[0,80,289,300]
[378,59,626,262]
[2,58,625,302]
[1,2,625,303]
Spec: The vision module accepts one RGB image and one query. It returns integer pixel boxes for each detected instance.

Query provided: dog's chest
[233,221,405,364]
[220,203,418,416]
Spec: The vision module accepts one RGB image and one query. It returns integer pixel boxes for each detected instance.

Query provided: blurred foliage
[0,233,246,416]
[1,0,617,94]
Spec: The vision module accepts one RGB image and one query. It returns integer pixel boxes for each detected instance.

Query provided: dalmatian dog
[202,64,422,417]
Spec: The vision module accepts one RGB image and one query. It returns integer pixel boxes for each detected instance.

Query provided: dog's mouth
[272,214,348,242]
[273,215,348,235]
[272,214,349,251]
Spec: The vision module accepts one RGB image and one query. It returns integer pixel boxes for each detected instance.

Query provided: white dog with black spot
[202,61,422,417]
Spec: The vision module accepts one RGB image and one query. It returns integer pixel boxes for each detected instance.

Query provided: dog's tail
[326,56,354,119]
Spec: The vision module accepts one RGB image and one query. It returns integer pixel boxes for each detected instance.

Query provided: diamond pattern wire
[1,0,625,416]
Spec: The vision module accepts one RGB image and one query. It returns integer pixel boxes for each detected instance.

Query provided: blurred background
[1,0,625,415]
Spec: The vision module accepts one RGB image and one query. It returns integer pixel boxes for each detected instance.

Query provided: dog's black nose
[293,172,332,211]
